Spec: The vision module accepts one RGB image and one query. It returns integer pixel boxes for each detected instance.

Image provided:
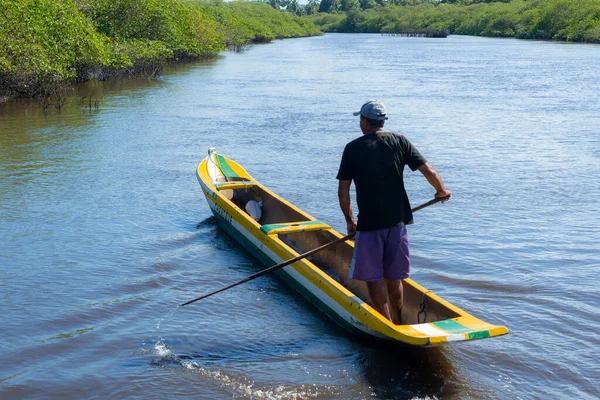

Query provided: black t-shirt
[336,131,427,231]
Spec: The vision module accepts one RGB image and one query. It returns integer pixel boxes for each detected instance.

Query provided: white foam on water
[148,339,337,399]
[180,360,200,370]
[141,305,181,354]
[153,341,173,359]
[234,383,326,400]
[173,359,331,399]
[409,397,439,400]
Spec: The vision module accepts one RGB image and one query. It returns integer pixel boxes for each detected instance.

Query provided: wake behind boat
[196,148,508,346]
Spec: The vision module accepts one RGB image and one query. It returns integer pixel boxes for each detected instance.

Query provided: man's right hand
[435,189,452,203]
[418,163,452,203]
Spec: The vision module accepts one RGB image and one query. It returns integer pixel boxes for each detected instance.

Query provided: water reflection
[356,340,456,399]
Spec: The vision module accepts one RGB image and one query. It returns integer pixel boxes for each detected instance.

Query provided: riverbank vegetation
[0,0,319,99]
[305,0,600,42]
[3,0,598,101]
[192,1,320,49]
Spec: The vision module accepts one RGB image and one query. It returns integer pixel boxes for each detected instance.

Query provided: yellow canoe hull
[197,149,508,346]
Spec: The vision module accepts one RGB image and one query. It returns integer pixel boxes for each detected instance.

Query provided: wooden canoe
[197,148,508,346]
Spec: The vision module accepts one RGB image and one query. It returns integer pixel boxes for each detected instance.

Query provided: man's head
[354,100,388,133]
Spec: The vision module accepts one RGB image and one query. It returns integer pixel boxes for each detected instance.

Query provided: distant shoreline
[307,0,600,44]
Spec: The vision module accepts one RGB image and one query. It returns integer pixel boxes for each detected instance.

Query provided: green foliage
[305,0,321,15]
[0,0,112,96]
[78,0,225,58]
[308,13,347,31]
[341,0,361,11]
[319,0,343,13]
[194,2,259,48]
[0,0,320,98]
[307,0,600,43]
[223,2,317,40]
[344,8,367,30]
[191,1,320,47]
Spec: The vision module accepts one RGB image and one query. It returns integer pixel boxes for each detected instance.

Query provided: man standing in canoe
[337,100,451,324]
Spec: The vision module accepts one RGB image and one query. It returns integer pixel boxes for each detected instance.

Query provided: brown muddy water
[1,34,599,399]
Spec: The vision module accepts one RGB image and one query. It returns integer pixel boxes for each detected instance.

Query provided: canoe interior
[228,182,460,325]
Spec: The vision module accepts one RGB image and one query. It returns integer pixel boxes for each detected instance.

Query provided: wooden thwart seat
[261,220,331,235]
[214,181,257,191]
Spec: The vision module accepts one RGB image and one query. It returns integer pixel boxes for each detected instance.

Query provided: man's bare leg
[385,279,404,325]
[366,280,392,321]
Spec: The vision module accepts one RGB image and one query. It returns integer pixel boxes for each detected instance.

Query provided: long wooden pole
[181,196,447,307]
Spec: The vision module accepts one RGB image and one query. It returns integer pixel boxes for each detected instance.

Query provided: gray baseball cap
[353,100,388,120]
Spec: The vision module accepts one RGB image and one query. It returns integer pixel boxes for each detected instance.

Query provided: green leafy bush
[0,0,320,98]
[308,0,600,43]
[191,1,321,47]
[0,0,113,96]
[78,0,225,58]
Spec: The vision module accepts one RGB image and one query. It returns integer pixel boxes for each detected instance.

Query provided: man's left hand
[347,221,357,235]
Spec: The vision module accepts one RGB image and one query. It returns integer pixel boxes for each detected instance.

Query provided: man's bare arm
[417,162,452,202]
[338,180,357,234]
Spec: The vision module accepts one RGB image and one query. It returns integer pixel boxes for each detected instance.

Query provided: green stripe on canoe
[215,154,240,179]
[432,319,473,334]
[468,330,491,340]
[433,319,491,340]
[261,220,327,234]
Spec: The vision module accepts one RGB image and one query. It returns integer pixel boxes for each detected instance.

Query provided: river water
[1,34,599,399]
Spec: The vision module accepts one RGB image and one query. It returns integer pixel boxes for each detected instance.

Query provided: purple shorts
[349,225,411,282]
